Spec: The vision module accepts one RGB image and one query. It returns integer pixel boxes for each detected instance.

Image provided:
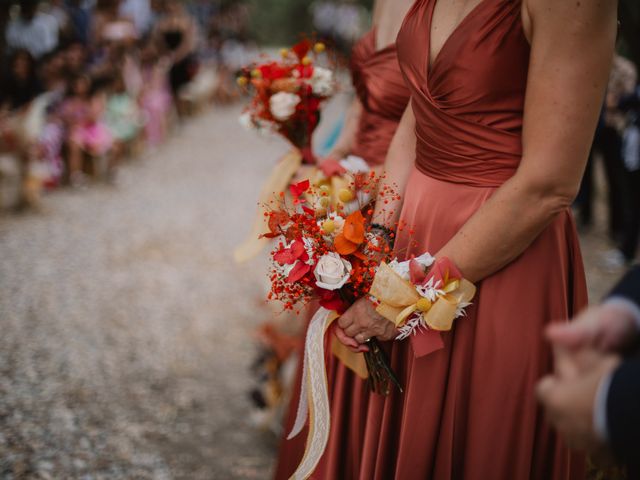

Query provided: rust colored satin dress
[281,0,589,479]
[273,28,410,480]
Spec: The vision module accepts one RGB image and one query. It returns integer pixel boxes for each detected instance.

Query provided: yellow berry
[322,219,336,234]
[301,56,312,66]
[416,298,433,312]
[314,42,326,54]
[251,69,261,78]
[338,188,354,203]
[236,76,248,87]
[319,197,331,207]
[280,48,289,58]
[319,185,331,194]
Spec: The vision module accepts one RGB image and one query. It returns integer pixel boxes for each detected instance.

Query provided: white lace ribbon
[287,307,336,480]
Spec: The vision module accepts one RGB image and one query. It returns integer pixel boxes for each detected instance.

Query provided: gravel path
[0,99,628,480]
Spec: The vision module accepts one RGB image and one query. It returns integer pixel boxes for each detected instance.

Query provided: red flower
[261,210,290,239]
[295,64,314,79]
[292,40,312,61]
[316,288,347,313]
[287,261,311,283]
[290,179,310,198]
[259,62,290,80]
[274,238,308,265]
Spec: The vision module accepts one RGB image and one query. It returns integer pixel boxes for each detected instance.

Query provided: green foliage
[247,0,314,46]
[246,0,371,46]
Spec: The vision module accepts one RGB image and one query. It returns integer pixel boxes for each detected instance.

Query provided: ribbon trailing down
[287,307,339,480]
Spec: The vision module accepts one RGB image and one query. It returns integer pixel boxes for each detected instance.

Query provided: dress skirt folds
[277,0,587,477]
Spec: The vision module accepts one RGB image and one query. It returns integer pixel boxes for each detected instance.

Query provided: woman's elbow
[518,176,580,215]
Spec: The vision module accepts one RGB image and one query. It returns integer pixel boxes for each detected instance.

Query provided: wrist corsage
[369,255,476,340]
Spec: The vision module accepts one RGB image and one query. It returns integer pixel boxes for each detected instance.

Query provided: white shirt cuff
[593,371,614,443]
[604,297,640,332]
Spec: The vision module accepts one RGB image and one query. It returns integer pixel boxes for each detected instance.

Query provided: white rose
[314,252,352,290]
[310,66,335,97]
[269,92,301,121]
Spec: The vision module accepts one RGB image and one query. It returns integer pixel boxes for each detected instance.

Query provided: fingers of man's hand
[546,309,597,350]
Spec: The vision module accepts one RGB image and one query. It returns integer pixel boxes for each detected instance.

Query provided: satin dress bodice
[349,28,411,165]
[397,0,530,186]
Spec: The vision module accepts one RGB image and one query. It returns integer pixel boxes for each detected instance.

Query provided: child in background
[139,44,172,147]
[104,72,143,157]
[60,75,113,186]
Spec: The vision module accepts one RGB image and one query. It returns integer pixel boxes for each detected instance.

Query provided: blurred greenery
[247,0,372,46]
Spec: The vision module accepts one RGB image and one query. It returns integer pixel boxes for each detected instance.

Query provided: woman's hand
[317,155,346,177]
[334,297,398,352]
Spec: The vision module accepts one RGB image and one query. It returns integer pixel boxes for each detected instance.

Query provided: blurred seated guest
[60,75,113,186]
[119,0,152,39]
[43,0,72,42]
[151,0,199,109]
[63,40,88,76]
[537,266,640,475]
[5,0,59,59]
[39,47,67,93]
[66,0,92,45]
[104,72,143,154]
[139,43,171,147]
[0,49,42,112]
[30,48,71,190]
[93,0,138,49]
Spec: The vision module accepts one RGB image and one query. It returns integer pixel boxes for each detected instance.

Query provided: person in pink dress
[60,75,113,186]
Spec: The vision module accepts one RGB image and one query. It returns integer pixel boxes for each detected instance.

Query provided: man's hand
[546,302,639,353]
[334,297,398,352]
[537,349,621,452]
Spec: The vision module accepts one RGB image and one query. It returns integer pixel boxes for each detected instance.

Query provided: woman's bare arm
[371,101,416,225]
[436,0,616,282]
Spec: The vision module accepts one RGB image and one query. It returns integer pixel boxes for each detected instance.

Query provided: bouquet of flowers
[264,172,402,394]
[237,40,336,165]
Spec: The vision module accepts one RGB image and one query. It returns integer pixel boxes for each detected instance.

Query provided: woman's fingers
[333,325,360,351]
[343,323,362,338]
[337,311,354,329]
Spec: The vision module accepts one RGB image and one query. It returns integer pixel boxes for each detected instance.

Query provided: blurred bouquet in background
[237,40,336,164]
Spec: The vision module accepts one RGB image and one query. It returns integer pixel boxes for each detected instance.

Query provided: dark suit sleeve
[607,358,640,473]
[608,266,640,309]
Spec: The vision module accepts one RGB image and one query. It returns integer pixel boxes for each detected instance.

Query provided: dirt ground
[0,97,630,479]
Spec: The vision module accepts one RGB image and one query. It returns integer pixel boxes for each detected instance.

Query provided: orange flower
[334,211,366,255]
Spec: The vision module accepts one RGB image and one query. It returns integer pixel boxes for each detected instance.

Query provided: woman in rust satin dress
[331,0,618,478]
[273,1,413,478]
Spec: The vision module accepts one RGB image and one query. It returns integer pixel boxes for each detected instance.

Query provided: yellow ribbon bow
[369,262,477,332]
